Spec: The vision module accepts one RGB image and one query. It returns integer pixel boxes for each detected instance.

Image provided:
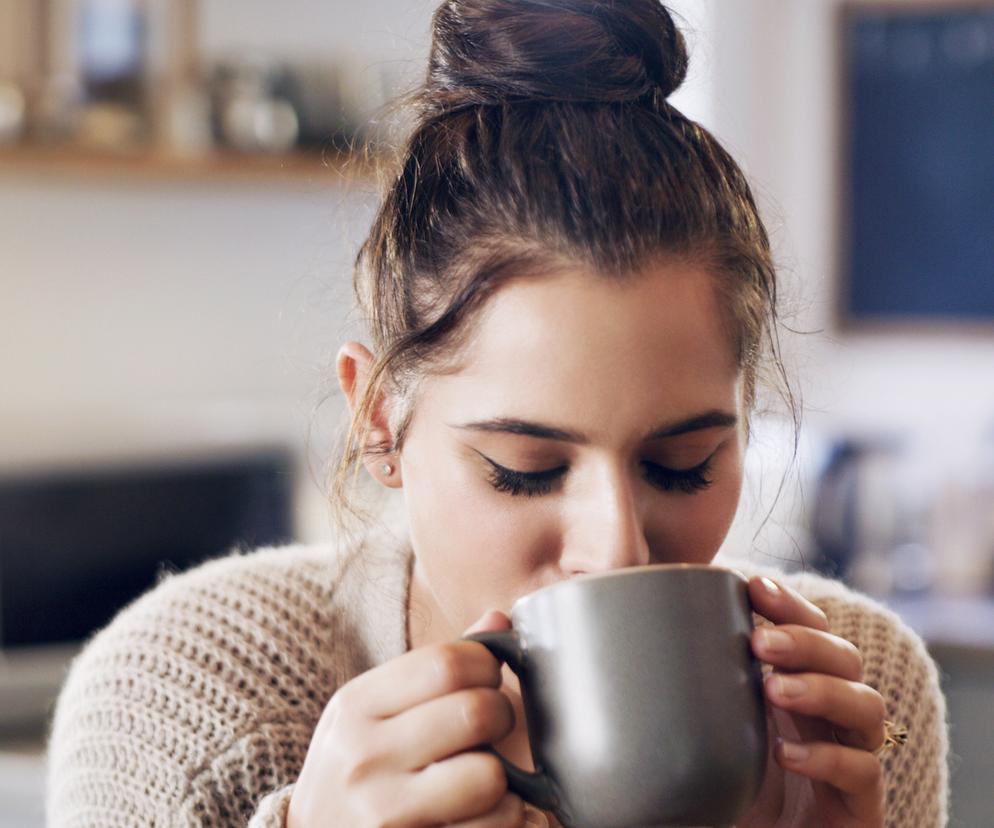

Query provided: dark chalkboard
[839,4,994,325]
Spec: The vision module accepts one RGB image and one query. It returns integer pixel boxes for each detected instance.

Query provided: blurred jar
[927,428,994,596]
[209,56,299,154]
[810,436,947,596]
[0,81,27,144]
[32,73,85,145]
[75,0,151,150]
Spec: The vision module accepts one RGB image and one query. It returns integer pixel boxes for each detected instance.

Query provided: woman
[47,1,948,826]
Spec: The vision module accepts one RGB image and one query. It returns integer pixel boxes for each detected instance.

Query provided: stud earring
[381,462,394,477]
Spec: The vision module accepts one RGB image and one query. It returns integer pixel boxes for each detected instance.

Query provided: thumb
[462,608,512,636]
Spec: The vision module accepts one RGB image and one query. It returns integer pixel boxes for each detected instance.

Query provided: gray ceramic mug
[463,564,767,828]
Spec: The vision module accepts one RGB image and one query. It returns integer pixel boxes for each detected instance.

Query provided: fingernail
[760,577,781,597]
[774,675,807,698]
[758,628,794,653]
[779,739,810,762]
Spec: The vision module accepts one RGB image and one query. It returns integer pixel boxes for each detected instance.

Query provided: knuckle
[498,792,526,825]
[356,796,399,828]
[497,691,517,736]
[330,678,363,718]
[870,754,884,782]
[323,692,366,745]
[475,753,509,803]
[853,685,888,744]
[863,754,885,790]
[813,606,831,632]
[339,771,402,828]
[868,688,887,725]
[328,680,353,712]
[431,644,470,693]
[840,638,864,678]
[823,745,846,780]
[341,745,383,788]
[460,689,500,742]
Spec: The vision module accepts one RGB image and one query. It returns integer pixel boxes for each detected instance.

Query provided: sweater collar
[331,516,416,670]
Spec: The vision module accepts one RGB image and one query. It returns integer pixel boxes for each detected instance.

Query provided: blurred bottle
[811,438,898,588]
[154,0,212,158]
[75,0,150,150]
[927,428,994,596]
[982,430,994,593]
[0,80,27,144]
[0,0,47,144]
[157,74,212,157]
[208,56,299,154]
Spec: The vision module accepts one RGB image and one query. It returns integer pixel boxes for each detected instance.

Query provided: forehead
[423,259,742,438]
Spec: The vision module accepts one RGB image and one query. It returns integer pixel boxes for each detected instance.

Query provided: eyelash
[483,456,715,498]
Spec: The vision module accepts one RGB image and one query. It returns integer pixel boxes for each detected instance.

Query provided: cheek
[402,440,556,623]
[650,453,744,564]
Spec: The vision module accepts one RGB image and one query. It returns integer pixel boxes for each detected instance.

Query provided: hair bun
[426,0,689,111]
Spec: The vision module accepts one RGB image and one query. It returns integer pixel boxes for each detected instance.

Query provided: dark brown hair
[330,0,795,530]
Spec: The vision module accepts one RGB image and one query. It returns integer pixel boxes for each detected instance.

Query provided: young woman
[47,1,948,826]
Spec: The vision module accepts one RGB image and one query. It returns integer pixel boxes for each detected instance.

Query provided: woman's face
[397,258,747,646]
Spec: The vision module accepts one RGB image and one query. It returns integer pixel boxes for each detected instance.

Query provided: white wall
[0,173,379,539]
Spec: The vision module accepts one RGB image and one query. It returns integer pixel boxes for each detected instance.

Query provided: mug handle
[461,630,561,813]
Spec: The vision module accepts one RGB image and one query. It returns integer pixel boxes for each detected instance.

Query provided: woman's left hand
[742,575,887,827]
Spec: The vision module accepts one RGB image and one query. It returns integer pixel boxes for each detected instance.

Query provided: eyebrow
[451,410,738,444]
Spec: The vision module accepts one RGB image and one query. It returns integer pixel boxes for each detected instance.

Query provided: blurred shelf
[0,144,386,188]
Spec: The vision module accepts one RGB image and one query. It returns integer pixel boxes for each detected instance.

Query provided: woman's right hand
[287,611,524,828]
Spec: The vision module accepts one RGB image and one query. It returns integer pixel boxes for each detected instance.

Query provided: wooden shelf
[0,144,387,188]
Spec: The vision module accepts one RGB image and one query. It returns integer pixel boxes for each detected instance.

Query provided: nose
[560,464,651,575]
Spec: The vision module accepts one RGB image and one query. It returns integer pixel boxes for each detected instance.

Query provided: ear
[336,341,403,489]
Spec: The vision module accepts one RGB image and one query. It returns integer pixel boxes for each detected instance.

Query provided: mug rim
[513,562,747,611]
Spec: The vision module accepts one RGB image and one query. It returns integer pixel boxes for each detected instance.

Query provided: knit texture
[46,534,948,827]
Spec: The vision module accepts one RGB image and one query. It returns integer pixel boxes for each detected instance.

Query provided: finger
[385,686,516,770]
[345,641,504,719]
[752,624,863,681]
[446,792,528,828]
[777,738,885,822]
[408,750,508,825]
[748,576,830,632]
[522,803,551,827]
[764,672,887,752]
[464,610,513,636]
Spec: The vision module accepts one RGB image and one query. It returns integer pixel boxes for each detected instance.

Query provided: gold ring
[873,720,909,758]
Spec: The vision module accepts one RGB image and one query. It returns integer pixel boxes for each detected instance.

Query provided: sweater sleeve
[45,545,342,828]
[247,784,295,828]
[797,582,950,827]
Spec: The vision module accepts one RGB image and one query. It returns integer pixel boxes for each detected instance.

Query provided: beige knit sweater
[46,525,949,827]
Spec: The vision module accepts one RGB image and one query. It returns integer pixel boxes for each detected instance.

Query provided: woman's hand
[288,611,525,828]
[742,576,887,827]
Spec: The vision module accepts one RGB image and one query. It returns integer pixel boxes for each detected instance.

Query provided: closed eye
[479,453,716,498]
[482,456,567,497]
[641,455,714,494]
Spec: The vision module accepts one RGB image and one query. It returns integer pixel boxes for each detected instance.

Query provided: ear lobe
[336,341,403,488]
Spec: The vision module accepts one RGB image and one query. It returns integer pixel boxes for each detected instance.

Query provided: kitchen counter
[882,593,994,650]
[0,746,45,828]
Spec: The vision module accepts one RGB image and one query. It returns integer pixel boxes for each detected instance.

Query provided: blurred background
[0,1,992,825]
